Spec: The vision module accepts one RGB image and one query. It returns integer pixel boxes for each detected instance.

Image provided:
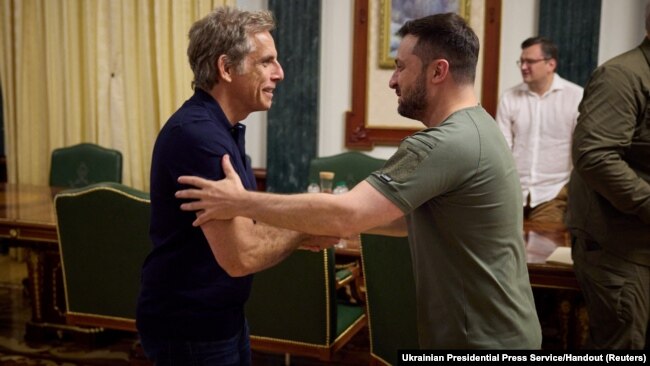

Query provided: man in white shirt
[496,36,583,223]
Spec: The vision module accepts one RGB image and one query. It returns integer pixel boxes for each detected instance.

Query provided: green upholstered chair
[360,234,419,365]
[245,248,367,361]
[307,151,386,189]
[50,143,123,188]
[54,182,150,331]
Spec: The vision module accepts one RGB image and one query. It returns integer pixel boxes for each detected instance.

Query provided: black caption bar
[397,350,647,365]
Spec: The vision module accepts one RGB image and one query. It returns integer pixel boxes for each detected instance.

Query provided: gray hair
[187,7,275,91]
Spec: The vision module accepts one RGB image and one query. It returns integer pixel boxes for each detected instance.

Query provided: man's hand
[176,154,245,226]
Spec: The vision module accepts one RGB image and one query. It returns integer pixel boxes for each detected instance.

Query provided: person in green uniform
[566,4,650,350]
[175,12,542,349]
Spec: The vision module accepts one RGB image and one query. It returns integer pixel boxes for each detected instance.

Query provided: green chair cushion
[335,268,353,282]
[336,302,366,338]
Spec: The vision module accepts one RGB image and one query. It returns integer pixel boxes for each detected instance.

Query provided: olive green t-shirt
[366,106,541,349]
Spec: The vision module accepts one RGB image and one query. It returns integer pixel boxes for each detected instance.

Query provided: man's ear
[430,59,450,83]
[217,55,233,83]
[547,58,557,72]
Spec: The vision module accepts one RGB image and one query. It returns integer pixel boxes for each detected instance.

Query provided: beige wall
[498,0,645,99]
[239,0,646,168]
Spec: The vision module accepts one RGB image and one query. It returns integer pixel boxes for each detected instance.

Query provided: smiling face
[389,35,428,121]
[230,31,284,115]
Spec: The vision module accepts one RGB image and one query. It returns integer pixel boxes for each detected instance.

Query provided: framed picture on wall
[379,0,471,68]
[345,0,502,149]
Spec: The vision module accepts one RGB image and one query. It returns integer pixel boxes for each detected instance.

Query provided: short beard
[397,73,427,121]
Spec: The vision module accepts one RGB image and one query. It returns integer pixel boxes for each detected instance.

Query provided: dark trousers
[572,236,650,349]
[140,320,251,366]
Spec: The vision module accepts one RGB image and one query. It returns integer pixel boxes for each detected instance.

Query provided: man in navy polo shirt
[136,7,336,365]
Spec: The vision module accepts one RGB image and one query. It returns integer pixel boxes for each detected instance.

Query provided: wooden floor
[0,251,370,365]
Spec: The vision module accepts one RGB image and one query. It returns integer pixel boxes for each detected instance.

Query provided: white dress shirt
[496,74,583,208]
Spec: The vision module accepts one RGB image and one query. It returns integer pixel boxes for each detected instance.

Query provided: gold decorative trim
[332,313,367,343]
[250,335,330,349]
[323,249,331,346]
[54,186,150,204]
[52,260,64,317]
[66,311,135,324]
[249,313,366,349]
[359,241,376,354]
[370,353,393,366]
[26,321,104,334]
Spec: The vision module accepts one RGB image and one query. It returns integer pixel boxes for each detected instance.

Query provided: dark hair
[187,7,275,91]
[396,13,479,85]
[521,36,558,62]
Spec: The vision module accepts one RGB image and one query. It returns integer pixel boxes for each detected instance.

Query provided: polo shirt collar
[192,88,250,183]
[193,88,247,132]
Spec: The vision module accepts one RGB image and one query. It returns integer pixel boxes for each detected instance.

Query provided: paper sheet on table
[526,231,558,263]
[546,246,573,266]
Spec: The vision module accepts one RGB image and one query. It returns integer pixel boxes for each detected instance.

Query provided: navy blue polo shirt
[136,89,256,341]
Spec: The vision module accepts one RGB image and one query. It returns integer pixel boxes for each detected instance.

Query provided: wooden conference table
[0,183,70,340]
[0,183,579,339]
[337,220,578,290]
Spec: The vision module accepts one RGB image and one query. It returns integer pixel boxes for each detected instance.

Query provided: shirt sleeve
[573,65,650,223]
[167,121,232,183]
[366,126,479,214]
[495,93,514,150]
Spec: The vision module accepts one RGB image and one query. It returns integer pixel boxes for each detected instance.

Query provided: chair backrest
[247,249,336,344]
[361,234,419,365]
[55,182,150,331]
[308,151,385,189]
[245,248,366,360]
[50,143,123,188]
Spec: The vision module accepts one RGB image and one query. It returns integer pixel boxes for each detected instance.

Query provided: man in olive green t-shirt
[365,106,539,348]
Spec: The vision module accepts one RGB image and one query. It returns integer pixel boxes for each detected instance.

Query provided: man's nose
[274,62,284,81]
[388,71,398,88]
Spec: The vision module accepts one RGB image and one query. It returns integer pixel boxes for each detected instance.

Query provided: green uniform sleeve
[573,65,650,224]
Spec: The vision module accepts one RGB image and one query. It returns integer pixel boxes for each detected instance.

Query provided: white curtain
[0,0,233,191]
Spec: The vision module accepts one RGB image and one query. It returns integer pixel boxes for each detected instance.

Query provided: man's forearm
[178,172,405,238]
[202,217,334,277]
[243,222,309,272]
[239,190,359,238]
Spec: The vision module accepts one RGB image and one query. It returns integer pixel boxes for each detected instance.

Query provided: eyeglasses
[516,58,550,67]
